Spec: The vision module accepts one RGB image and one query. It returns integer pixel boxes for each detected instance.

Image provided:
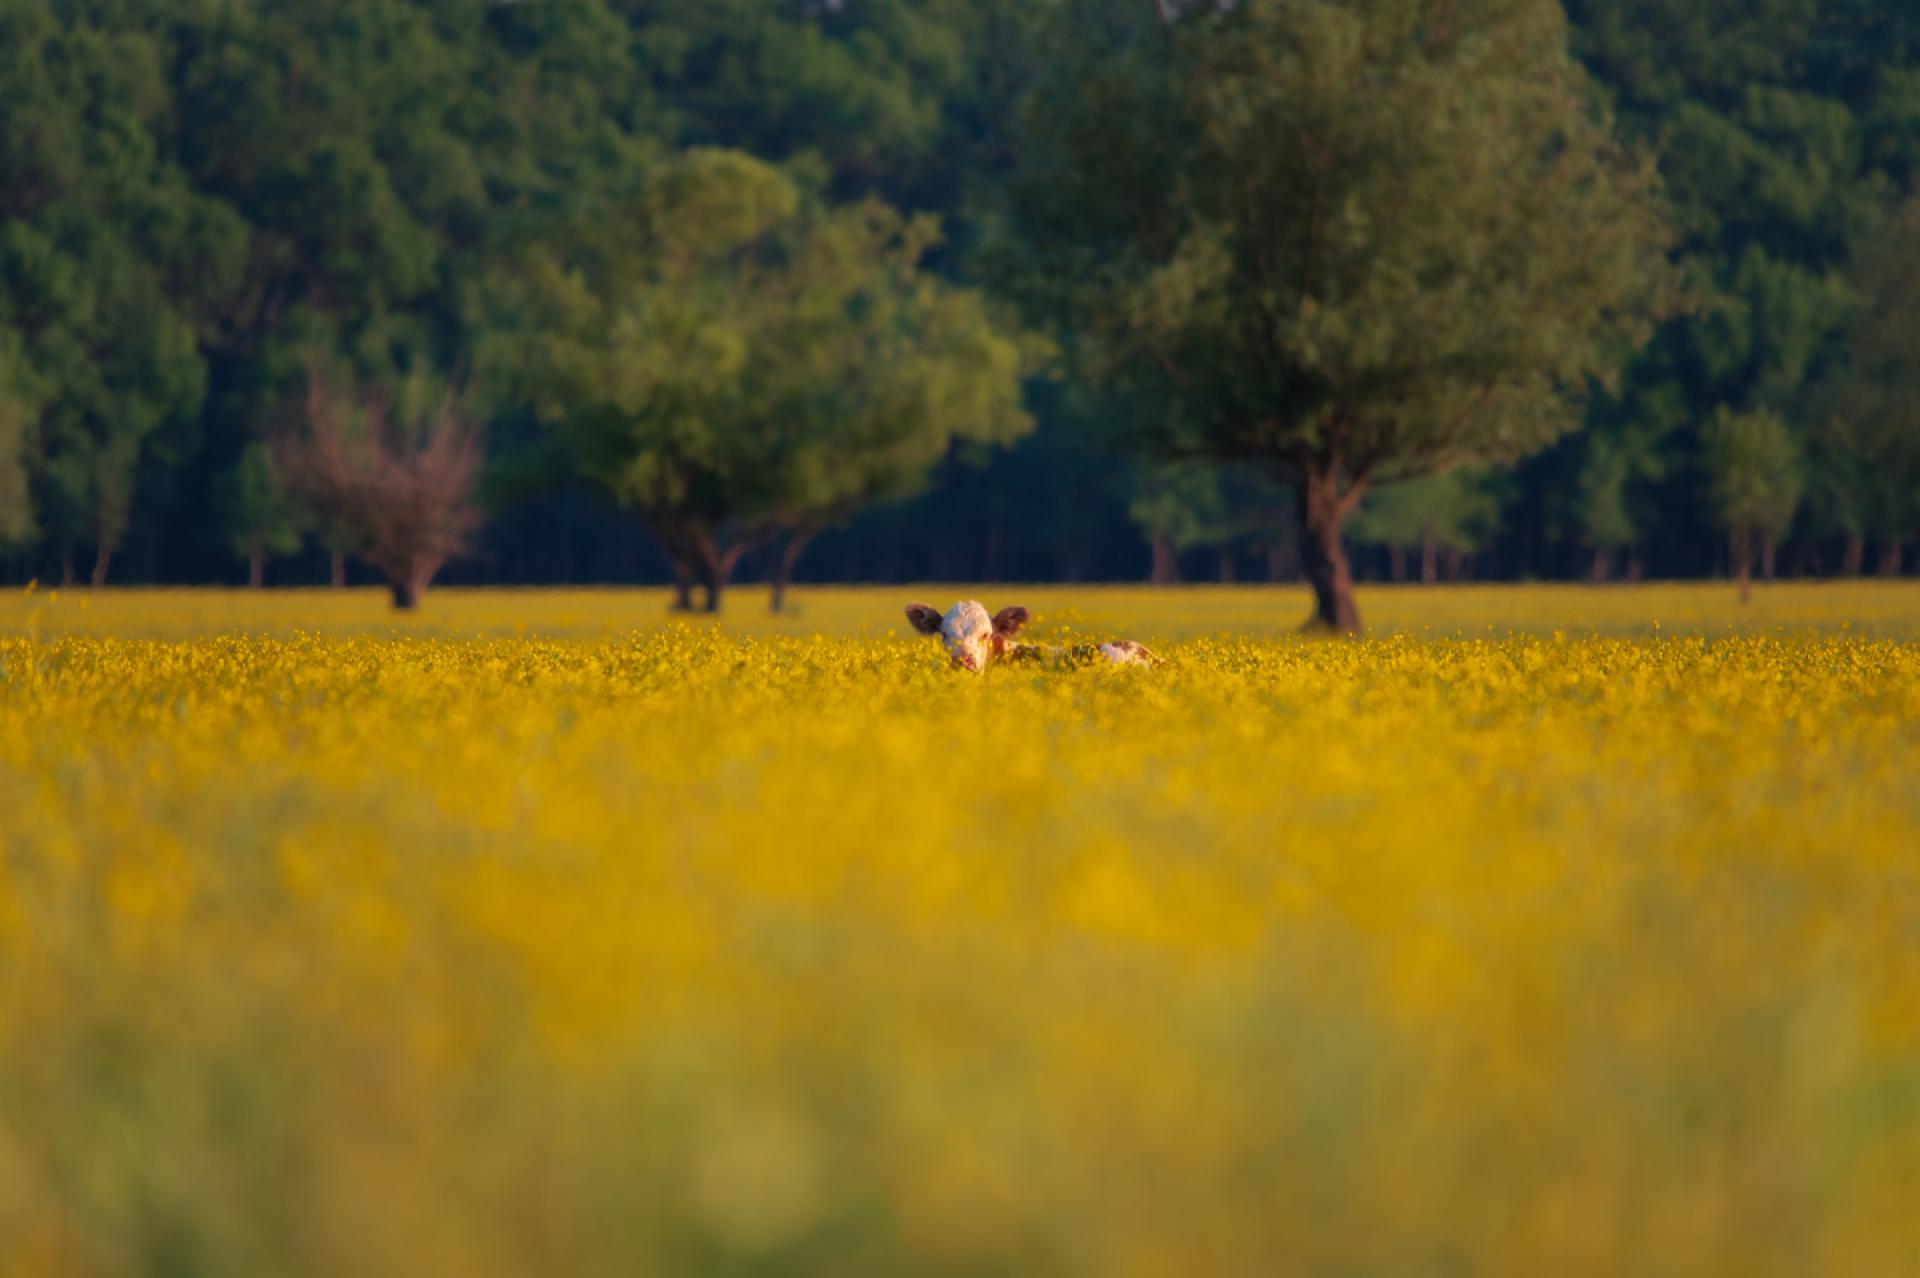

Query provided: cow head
[905,600,1031,671]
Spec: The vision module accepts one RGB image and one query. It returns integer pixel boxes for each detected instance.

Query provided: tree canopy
[1004,0,1673,628]
[504,149,1035,611]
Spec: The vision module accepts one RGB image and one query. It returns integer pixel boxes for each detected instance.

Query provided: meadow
[3,583,1919,1276]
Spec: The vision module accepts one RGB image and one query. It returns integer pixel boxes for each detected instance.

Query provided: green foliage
[1013,0,1672,488]
[1702,406,1802,538]
[1128,466,1229,555]
[505,148,1036,601]
[217,443,306,565]
[1803,196,1920,542]
[0,335,38,545]
[1350,471,1504,557]
[1561,0,1920,561]
[0,0,237,572]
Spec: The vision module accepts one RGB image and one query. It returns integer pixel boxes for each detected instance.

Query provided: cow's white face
[904,600,1029,672]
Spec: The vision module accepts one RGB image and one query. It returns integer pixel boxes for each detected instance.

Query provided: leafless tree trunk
[686,531,746,613]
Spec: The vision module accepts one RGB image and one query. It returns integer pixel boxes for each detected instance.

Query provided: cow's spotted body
[904,601,1157,672]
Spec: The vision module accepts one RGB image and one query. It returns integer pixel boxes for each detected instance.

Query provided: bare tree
[274,369,485,610]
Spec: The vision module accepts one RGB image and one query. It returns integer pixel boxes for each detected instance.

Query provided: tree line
[1,0,1917,625]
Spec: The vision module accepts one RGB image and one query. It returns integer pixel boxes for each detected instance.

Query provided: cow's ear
[905,603,944,636]
[992,606,1030,636]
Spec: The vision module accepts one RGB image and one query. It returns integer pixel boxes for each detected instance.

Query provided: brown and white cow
[904,600,1156,672]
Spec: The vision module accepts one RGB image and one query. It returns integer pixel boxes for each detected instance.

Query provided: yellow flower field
[3,584,1919,1276]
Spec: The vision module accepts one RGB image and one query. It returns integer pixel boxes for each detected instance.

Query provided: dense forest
[3,0,1918,610]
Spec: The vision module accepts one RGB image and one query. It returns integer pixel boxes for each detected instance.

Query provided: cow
[904,600,1157,671]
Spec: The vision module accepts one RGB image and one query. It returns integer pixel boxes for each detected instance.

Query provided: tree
[1563,0,1920,580]
[1008,0,1671,630]
[743,192,1039,611]
[0,0,239,585]
[0,338,38,547]
[1350,470,1504,584]
[1701,406,1801,603]
[1804,196,1920,577]
[506,148,1034,613]
[275,370,485,610]
[217,443,306,588]
[1572,440,1638,580]
[1128,464,1229,585]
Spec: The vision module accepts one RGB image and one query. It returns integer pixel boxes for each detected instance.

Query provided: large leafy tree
[0,0,242,583]
[507,149,1034,612]
[1559,0,1920,576]
[1008,0,1671,630]
[160,0,657,581]
[1803,195,1920,576]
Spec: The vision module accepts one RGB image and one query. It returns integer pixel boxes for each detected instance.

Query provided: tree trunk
[1589,546,1611,583]
[1150,531,1178,585]
[249,543,265,589]
[1759,532,1778,581]
[90,544,111,588]
[330,548,347,590]
[669,560,695,611]
[1420,527,1438,585]
[1219,545,1236,583]
[1296,471,1361,633]
[1388,545,1406,583]
[390,578,419,610]
[1732,528,1752,605]
[1842,532,1865,577]
[688,532,746,614]
[1625,550,1644,583]
[769,528,816,614]
[1442,546,1463,582]
[1877,537,1904,577]
[60,548,75,588]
